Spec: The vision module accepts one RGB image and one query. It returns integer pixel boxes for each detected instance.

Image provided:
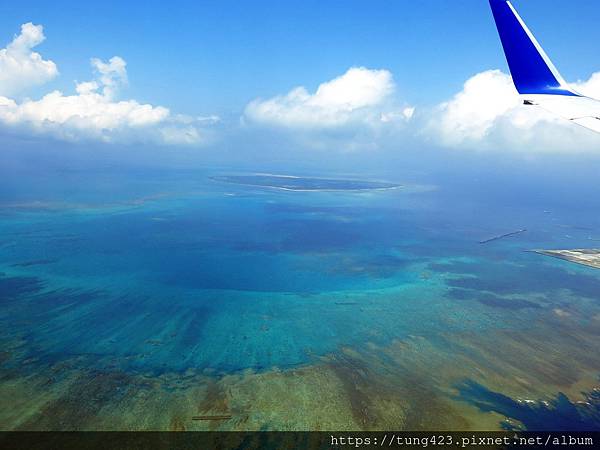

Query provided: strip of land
[532,249,600,270]
[210,174,402,192]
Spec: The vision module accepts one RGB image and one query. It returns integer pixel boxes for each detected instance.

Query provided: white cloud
[243,67,414,151]
[430,69,600,153]
[0,23,58,97]
[244,67,410,129]
[574,72,600,98]
[381,106,415,123]
[90,56,128,98]
[0,24,216,146]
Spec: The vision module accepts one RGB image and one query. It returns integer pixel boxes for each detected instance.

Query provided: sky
[0,0,600,170]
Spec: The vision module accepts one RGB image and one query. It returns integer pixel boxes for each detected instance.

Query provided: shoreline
[530,249,600,270]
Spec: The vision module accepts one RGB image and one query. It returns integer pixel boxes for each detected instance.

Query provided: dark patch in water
[447,289,541,310]
[17,370,134,430]
[0,350,11,365]
[228,217,364,255]
[431,260,600,300]
[178,307,214,348]
[457,380,600,431]
[196,380,232,430]
[268,218,361,252]
[11,258,58,268]
[327,254,414,279]
[1,280,222,374]
[0,275,45,299]
[327,353,382,429]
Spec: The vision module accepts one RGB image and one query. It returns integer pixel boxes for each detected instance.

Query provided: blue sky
[0,0,599,161]
[1,0,598,114]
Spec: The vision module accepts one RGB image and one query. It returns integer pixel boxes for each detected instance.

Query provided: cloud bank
[0,23,216,145]
[244,65,600,154]
[1,22,598,154]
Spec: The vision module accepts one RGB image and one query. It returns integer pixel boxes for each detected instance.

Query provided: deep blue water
[458,381,600,431]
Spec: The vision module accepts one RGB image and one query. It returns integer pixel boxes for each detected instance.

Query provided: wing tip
[489,0,578,97]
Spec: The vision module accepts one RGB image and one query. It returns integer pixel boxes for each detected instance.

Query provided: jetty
[192,415,232,421]
[479,229,527,244]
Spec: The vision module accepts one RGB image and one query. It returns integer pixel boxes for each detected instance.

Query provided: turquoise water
[1,168,600,429]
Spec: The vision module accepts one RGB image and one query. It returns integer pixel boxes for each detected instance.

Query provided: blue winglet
[489,0,578,96]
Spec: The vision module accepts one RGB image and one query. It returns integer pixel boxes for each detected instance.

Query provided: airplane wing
[489,0,600,134]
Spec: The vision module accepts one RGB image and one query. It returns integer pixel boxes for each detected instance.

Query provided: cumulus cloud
[430,69,600,153]
[0,24,216,146]
[0,23,58,97]
[574,72,600,98]
[243,67,414,150]
[244,67,412,129]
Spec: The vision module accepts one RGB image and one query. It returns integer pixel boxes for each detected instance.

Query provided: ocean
[1,166,599,431]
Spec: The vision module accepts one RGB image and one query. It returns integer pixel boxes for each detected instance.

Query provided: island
[210,174,402,192]
[532,249,600,270]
